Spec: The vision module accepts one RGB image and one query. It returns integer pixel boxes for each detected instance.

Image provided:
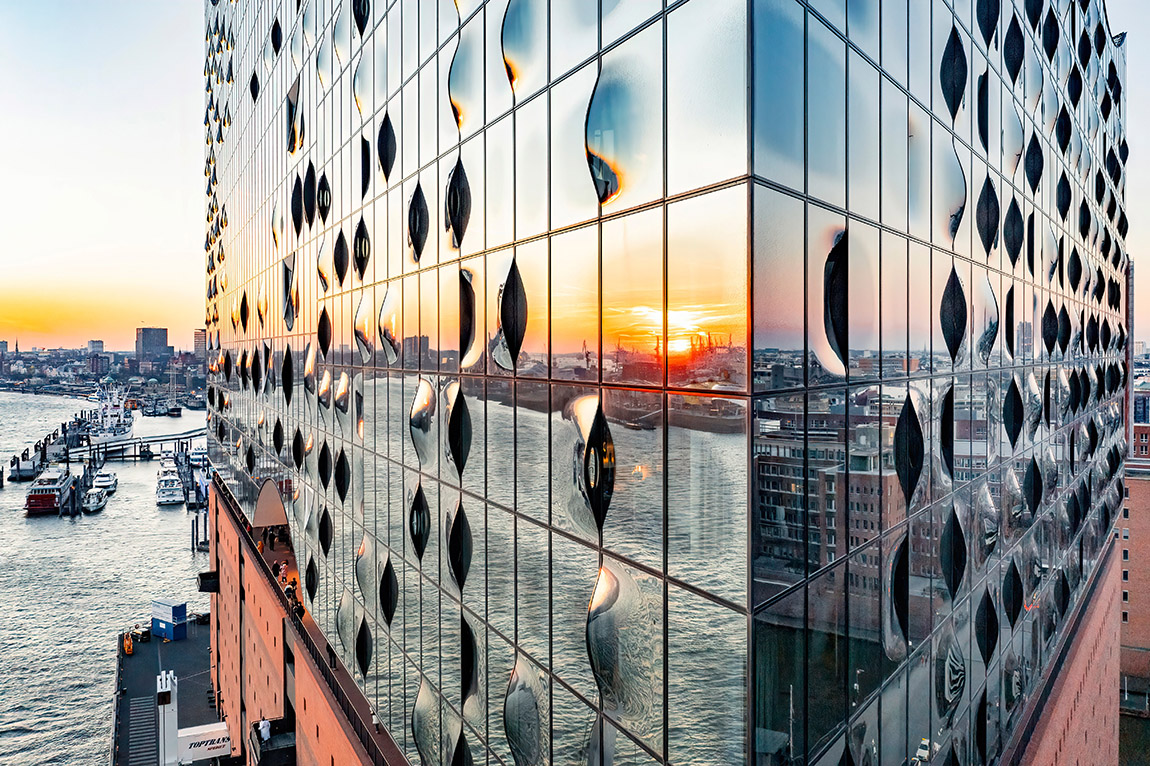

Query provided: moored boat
[93,471,118,494]
[24,467,75,516]
[82,488,108,514]
[156,476,184,506]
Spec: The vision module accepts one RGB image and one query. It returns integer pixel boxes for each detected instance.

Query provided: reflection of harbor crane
[582,340,592,368]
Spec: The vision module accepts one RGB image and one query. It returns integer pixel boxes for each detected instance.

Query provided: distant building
[88,355,110,375]
[193,328,208,361]
[87,340,104,355]
[135,327,171,366]
[0,340,7,355]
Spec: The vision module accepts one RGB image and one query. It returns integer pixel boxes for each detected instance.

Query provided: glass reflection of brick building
[202,0,1130,764]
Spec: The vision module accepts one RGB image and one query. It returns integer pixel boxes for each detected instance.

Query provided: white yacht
[87,385,134,446]
[156,476,184,506]
[82,488,108,513]
[92,471,118,493]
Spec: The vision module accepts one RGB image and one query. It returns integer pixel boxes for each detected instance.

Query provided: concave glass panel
[586,22,664,212]
[602,207,665,387]
[667,185,748,390]
[753,0,805,192]
[551,63,600,230]
[666,0,747,195]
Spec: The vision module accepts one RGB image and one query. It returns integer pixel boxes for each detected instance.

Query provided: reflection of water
[0,393,209,764]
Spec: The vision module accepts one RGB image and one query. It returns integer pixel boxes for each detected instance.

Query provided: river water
[0,391,209,765]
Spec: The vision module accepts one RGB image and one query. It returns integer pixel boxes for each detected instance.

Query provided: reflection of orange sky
[0,287,201,351]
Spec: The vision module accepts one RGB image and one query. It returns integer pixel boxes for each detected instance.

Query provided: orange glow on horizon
[0,286,201,351]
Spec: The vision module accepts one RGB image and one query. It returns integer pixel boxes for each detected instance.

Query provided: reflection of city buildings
[202,0,1128,764]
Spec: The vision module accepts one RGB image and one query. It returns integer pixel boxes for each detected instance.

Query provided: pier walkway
[111,617,217,766]
[66,427,206,462]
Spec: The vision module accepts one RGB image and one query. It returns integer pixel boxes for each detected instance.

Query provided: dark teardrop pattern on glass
[355,619,372,677]
[378,114,397,180]
[448,501,473,591]
[940,266,967,363]
[1055,173,1072,221]
[291,175,304,236]
[380,557,398,625]
[318,441,332,490]
[245,446,255,475]
[977,73,989,152]
[408,183,429,261]
[319,506,333,555]
[1056,570,1070,617]
[1004,286,1015,358]
[1068,66,1083,109]
[975,692,989,765]
[501,259,530,366]
[893,536,909,642]
[1056,107,1071,154]
[240,292,250,333]
[940,506,968,600]
[1042,302,1058,356]
[1003,561,1023,627]
[354,217,370,280]
[1004,16,1025,83]
[1024,0,1043,29]
[305,557,318,602]
[1058,306,1071,354]
[317,173,332,222]
[460,271,476,367]
[894,395,924,504]
[1004,376,1024,448]
[318,307,332,357]
[352,0,370,36]
[360,136,371,199]
[975,588,999,663]
[334,229,349,285]
[273,419,284,454]
[1041,8,1059,61]
[271,19,282,54]
[1078,200,1092,240]
[250,71,260,101]
[1004,198,1023,266]
[461,616,478,703]
[941,386,955,478]
[976,0,1000,46]
[976,176,999,256]
[410,484,430,560]
[304,161,317,225]
[447,388,472,476]
[292,428,304,469]
[824,232,849,369]
[1024,134,1044,193]
[1023,457,1042,518]
[939,27,968,123]
[335,449,350,502]
[446,157,472,250]
[583,404,616,531]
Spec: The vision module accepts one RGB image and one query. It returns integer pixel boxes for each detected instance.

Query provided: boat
[189,446,208,468]
[82,488,108,514]
[86,384,135,445]
[156,476,185,506]
[93,470,118,493]
[167,405,183,417]
[24,467,75,516]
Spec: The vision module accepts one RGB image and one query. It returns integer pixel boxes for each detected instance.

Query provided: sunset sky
[0,1,1146,352]
[0,1,203,352]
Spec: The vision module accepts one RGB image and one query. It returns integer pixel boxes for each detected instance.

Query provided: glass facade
[202,0,1130,763]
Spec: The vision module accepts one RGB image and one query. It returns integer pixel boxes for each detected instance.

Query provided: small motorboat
[82,488,108,514]
[92,471,118,494]
[156,476,184,506]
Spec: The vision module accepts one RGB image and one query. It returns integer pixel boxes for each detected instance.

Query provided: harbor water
[0,391,209,765]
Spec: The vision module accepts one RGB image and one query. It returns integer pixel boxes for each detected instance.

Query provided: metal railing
[212,475,405,766]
